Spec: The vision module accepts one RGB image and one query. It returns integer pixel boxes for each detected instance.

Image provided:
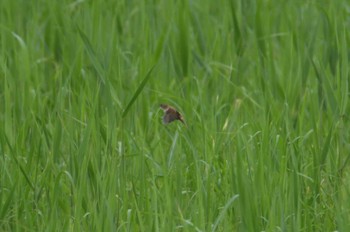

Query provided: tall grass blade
[211,194,239,232]
[178,0,189,77]
[122,65,155,118]
[0,182,17,220]
[5,134,35,191]
[229,1,243,56]
[167,131,179,168]
[320,125,333,169]
[77,26,106,84]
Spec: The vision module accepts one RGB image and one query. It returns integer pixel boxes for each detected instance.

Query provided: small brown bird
[160,104,185,125]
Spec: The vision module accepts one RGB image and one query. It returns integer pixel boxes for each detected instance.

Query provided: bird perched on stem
[160,104,185,125]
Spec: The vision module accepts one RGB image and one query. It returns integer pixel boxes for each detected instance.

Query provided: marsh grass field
[1,0,350,231]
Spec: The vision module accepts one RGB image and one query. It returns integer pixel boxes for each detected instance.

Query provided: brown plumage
[160,104,185,124]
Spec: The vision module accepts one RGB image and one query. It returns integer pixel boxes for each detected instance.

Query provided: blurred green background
[1,0,350,231]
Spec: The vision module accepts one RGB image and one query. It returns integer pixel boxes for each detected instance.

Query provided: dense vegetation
[1,0,350,231]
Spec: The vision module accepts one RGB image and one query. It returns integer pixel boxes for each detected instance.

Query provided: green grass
[1,0,350,231]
